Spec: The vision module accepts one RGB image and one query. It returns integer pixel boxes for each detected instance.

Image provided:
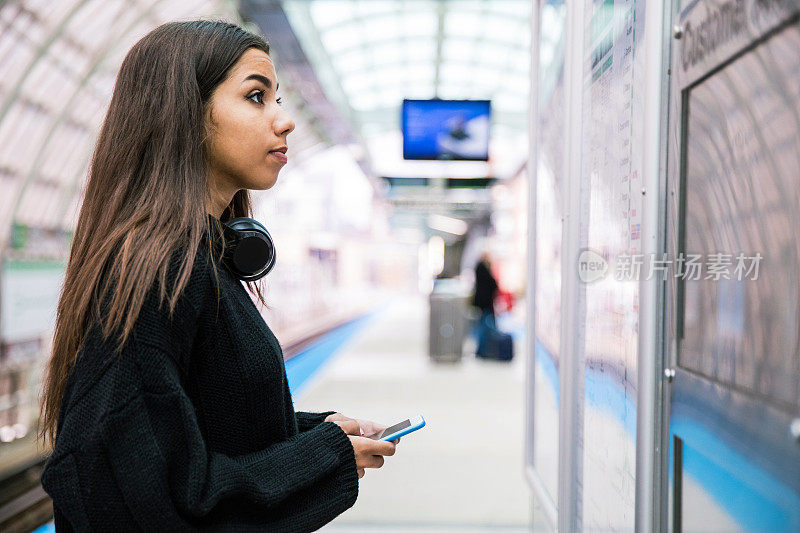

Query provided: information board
[578,0,645,528]
[532,0,567,505]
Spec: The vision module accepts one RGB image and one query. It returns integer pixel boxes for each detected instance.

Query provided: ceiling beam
[324,36,528,62]
[0,0,93,127]
[302,2,530,34]
[51,0,185,228]
[433,0,446,98]
[273,0,362,140]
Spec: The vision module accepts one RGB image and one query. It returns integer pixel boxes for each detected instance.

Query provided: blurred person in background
[38,20,397,532]
[472,251,498,357]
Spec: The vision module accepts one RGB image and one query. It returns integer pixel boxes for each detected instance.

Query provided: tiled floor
[294,293,540,531]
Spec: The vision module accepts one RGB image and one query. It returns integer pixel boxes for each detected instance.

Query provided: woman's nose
[275,108,295,137]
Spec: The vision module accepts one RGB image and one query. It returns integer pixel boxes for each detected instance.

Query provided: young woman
[39,20,397,531]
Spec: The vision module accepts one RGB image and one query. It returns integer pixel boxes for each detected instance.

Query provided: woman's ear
[201,103,219,156]
[204,105,216,134]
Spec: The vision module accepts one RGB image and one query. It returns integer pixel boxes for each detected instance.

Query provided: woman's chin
[249,175,279,190]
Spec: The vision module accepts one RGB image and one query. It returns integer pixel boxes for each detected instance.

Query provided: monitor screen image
[402,99,491,161]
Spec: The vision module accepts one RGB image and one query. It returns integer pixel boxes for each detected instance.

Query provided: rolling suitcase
[477,327,514,361]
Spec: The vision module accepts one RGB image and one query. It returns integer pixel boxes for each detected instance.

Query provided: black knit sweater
[41,226,359,531]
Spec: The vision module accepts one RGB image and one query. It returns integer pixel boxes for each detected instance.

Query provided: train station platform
[32,292,538,532]
[293,293,534,531]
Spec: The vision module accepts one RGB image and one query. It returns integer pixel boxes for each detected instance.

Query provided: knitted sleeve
[295,411,337,432]
[100,344,359,531]
[63,246,360,531]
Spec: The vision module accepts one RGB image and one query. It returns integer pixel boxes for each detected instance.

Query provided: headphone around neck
[216,216,276,282]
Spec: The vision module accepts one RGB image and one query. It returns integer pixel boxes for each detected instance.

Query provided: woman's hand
[325,412,399,442]
[347,433,396,479]
[328,418,398,479]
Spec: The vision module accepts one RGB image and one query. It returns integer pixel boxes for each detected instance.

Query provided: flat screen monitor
[402,99,491,161]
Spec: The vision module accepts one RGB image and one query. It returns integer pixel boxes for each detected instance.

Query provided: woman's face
[205,48,295,214]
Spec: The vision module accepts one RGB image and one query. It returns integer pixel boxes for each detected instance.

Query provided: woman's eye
[247,90,265,104]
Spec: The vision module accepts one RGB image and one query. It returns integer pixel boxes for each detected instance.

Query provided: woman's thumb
[333,419,361,436]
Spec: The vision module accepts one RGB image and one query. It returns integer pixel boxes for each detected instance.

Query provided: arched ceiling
[0,0,326,249]
[0,0,533,251]
[282,0,531,139]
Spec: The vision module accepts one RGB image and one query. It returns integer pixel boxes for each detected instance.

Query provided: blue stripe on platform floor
[285,306,383,398]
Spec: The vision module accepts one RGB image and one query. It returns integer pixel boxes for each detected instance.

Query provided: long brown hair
[39,21,271,447]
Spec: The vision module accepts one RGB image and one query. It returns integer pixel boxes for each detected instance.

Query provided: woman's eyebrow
[242,73,278,91]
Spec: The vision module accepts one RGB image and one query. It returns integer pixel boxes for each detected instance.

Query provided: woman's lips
[269,151,287,163]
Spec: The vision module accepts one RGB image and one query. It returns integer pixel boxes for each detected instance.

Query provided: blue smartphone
[368,415,426,442]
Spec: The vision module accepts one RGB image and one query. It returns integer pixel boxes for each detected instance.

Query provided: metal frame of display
[556,0,585,529]
[637,0,674,530]
[524,0,561,527]
[663,1,800,530]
